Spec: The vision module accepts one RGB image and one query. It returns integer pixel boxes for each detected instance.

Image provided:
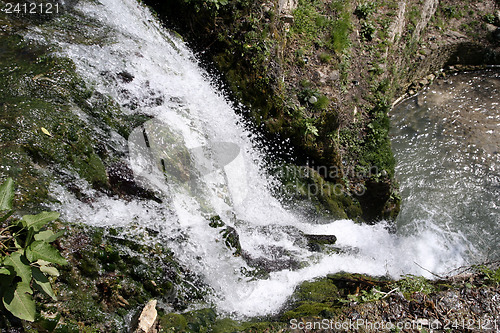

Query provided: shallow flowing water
[390,71,500,264]
[23,0,500,318]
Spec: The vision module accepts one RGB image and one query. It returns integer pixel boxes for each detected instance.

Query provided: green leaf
[40,265,60,277]
[14,237,22,249]
[0,178,14,211]
[2,283,36,322]
[32,267,57,301]
[35,259,60,277]
[4,252,32,283]
[21,211,60,232]
[0,267,12,275]
[34,259,51,266]
[34,230,64,243]
[26,241,67,265]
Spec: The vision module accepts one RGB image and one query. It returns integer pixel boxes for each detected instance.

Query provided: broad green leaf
[40,265,60,277]
[36,259,60,277]
[34,230,64,243]
[4,252,31,283]
[26,241,67,265]
[16,281,33,295]
[22,211,60,232]
[0,178,14,211]
[2,283,36,322]
[26,227,35,247]
[34,259,51,266]
[0,267,11,275]
[32,267,57,301]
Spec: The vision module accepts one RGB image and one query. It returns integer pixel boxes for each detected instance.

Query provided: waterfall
[23,0,495,318]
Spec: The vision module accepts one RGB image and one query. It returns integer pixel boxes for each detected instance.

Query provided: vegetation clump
[0,178,67,323]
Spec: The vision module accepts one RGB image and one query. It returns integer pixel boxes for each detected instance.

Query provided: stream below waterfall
[19,0,500,319]
[390,70,500,266]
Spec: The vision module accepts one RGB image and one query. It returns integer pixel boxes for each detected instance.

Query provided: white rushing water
[24,0,496,318]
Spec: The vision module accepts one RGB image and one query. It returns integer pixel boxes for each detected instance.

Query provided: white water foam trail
[29,0,474,318]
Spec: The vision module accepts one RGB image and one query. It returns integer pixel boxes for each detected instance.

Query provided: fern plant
[0,178,67,322]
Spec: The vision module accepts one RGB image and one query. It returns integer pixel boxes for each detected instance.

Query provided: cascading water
[23,0,499,318]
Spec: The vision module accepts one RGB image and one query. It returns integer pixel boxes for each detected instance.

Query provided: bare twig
[372,287,400,299]
[414,261,444,279]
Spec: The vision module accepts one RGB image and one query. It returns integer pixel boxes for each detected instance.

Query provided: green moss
[281,278,342,320]
[74,153,109,188]
[211,318,242,333]
[282,301,336,320]
[185,308,217,332]
[295,278,340,303]
[273,164,361,220]
[159,313,188,332]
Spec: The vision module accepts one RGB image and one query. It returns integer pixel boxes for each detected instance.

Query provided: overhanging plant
[0,178,67,322]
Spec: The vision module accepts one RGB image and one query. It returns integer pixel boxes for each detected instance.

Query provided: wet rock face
[107,161,160,201]
[241,247,302,273]
[304,234,337,252]
[0,15,156,209]
[20,224,210,331]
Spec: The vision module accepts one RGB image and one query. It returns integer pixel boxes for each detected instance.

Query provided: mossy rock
[272,164,362,220]
[184,308,217,332]
[280,277,342,320]
[0,18,155,209]
[159,313,189,332]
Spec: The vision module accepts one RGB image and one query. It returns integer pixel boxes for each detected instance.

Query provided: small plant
[479,266,500,286]
[397,275,434,296]
[313,95,330,110]
[340,287,384,304]
[0,178,67,322]
[360,21,376,41]
[330,13,351,53]
[484,13,496,24]
[304,120,319,137]
[355,2,376,20]
[441,5,463,19]
[319,52,332,63]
